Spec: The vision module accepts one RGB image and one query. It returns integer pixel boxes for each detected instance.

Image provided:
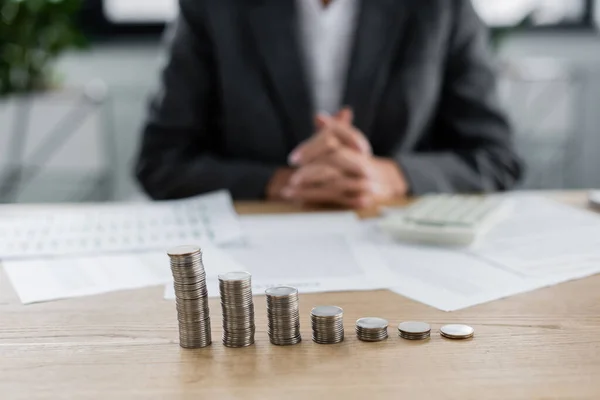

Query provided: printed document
[0,191,242,259]
[374,196,600,311]
[3,242,239,304]
[165,212,392,299]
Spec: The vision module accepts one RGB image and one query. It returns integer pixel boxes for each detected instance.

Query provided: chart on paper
[0,191,243,259]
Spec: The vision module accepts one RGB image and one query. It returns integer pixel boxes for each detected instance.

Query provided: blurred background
[1,0,599,204]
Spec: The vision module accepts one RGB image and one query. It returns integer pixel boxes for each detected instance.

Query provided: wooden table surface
[1,192,599,399]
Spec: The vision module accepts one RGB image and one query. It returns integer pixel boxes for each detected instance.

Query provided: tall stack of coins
[266,286,302,345]
[219,271,255,348]
[355,317,389,342]
[398,321,431,340]
[167,245,211,349]
[311,306,344,344]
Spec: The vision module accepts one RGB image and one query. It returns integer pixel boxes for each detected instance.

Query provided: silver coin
[440,324,474,339]
[218,271,252,281]
[399,332,431,341]
[356,317,388,330]
[265,286,298,297]
[168,245,201,257]
[356,317,388,342]
[311,306,343,318]
[398,321,431,334]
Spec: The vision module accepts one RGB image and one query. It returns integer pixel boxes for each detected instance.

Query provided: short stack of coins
[440,324,474,340]
[398,321,431,340]
[266,286,302,345]
[311,306,344,344]
[355,317,389,342]
[167,245,211,349]
[219,271,255,348]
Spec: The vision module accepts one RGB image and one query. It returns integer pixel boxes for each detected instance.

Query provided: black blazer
[136,0,523,200]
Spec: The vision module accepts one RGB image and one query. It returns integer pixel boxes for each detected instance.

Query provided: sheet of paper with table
[1,191,244,303]
[0,190,241,259]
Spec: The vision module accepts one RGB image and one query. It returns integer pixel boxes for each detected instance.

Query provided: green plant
[489,15,533,52]
[0,0,86,96]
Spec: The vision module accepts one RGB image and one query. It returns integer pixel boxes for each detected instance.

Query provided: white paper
[4,242,240,304]
[470,197,600,278]
[372,196,600,311]
[165,212,391,299]
[0,190,242,259]
[2,252,169,304]
[237,211,361,236]
[376,242,538,311]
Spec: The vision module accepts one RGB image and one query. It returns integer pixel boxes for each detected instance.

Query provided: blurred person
[136,0,522,208]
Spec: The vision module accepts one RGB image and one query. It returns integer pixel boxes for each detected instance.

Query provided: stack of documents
[3,191,600,312]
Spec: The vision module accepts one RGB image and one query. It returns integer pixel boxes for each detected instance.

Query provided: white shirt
[296,0,359,115]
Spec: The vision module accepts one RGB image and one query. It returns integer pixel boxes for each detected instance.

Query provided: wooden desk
[1,193,599,399]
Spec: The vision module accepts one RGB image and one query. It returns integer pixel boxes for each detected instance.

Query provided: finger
[315,113,330,129]
[328,120,372,155]
[288,132,341,166]
[289,164,343,188]
[318,148,370,178]
[317,115,370,155]
[334,107,354,125]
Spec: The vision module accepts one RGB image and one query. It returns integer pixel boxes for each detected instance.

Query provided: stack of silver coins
[355,317,389,342]
[440,324,474,340]
[398,321,431,340]
[219,271,255,348]
[311,306,344,344]
[266,286,302,346]
[167,245,211,349]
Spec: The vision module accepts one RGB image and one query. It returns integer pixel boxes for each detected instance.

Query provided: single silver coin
[398,321,431,334]
[167,245,201,257]
[311,306,343,317]
[265,286,298,297]
[440,324,474,339]
[356,317,388,330]
[218,271,252,281]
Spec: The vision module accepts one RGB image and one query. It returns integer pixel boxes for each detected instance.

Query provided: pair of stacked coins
[398,321,431,340]
[266,287,302,345]
[219,272,255,348]
[355,317,389,342]
[440,324,474,340]
[311,306,344,344]
[167,246,211,349]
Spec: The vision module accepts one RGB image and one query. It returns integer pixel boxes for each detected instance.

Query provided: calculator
[379,195,513,246]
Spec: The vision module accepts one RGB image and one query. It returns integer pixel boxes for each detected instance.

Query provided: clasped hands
[269,108,408,208]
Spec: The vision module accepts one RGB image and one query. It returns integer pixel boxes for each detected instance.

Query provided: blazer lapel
[343,0,413,136]
[247,0,314,148]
